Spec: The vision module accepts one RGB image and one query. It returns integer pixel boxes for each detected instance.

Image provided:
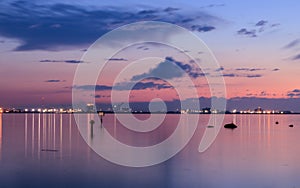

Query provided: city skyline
[1,1,300,111]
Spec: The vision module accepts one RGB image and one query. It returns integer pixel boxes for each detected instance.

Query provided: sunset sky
[0,0,300,111]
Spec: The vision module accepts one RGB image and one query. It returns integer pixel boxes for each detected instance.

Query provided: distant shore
[0,111,298,115]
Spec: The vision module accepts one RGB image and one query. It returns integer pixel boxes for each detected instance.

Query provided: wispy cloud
[235,68,265,71]
[200,4,225,8]
[45,79,64,83]
[222,73,262,78]
[292,54,300,60]
[282,39,300,61]
[74,81,173,91]
[107,58,128,61]
[283,39,300,49]
[40,59,84,64]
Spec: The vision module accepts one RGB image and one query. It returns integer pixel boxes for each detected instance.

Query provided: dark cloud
[246,74,262,78]
[77,85,112,91]
[136,45,150,50]
[131,57,204,81]
[271,23,280,27]
[292,89,300,92]
[45,79,64,83]
[131,82,173,90]
[74,81,173,92]
[235,68,265,71]
[142,77,167,81]
[40,59,84,64]
[163,7,180,12]
[222,73,262,78]
[137,9,158,15]
[94,94,110,98]
[40,60,61,63]
[222,73,236,77]
[237,28,256,37]
[292,54,300,60]
[255,20,268,33]
[237,20,279,38]
[0,1,221,51]
[200,4,225,9]
[191,25,216,32]
[259,91,268,96]
[287,89,300,98]
[255,20,268,26]
[107,58,128,61]
[272,68,280,71]
[284,39,300,49]
[64,60,84,64]
[181,18,194,23]
[215,66,224,72]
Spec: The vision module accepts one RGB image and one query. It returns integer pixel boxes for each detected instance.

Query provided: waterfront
[0,113,299,188]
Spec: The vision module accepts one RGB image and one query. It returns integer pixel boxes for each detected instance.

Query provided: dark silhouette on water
[224,123,237,129]
[99,111,105,127]
[289,124,294,128]
[275,121,279,124]
[90,120,95,138]
[41,149,59,152]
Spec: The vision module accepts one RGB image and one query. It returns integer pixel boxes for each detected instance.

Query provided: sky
[0,0,300,111]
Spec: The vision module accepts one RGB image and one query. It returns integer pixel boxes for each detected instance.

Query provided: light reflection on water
[0,113,299,188]
[0,114,2,160]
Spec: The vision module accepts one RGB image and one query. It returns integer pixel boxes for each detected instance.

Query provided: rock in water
[224,123,237,129]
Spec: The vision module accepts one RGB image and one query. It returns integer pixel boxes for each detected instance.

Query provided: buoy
[224,123,237,129]
[90,120,95,126]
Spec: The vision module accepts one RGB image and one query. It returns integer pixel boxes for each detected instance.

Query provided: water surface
[0,113,299,188]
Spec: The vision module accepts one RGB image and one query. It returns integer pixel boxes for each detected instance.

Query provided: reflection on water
[19,113,79,161]
[0,114,299,188]
[0,113,2,160]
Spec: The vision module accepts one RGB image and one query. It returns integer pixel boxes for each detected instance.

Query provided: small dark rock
[224,123,237,129]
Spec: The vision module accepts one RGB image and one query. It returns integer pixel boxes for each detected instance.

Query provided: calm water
[0,113,300,188]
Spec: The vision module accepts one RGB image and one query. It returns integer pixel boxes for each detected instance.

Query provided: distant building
[202,107,211,114]
[254,107,263,114]
[86,103,96,113]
